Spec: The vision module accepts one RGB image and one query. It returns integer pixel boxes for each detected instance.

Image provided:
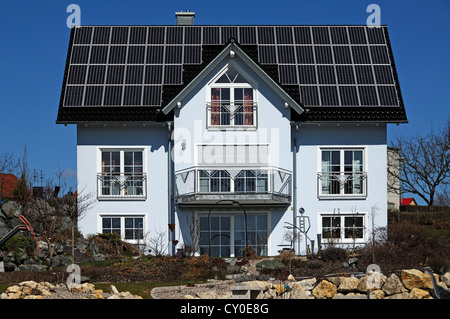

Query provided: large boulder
[312,280,337,299]
[401,269,436,290]
[337,276,360,293]
[1,201,22,218]
[383,273,408,295]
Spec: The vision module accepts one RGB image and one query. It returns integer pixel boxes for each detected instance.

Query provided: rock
[409,288,431,299]
[290,284,310,299]
[196,291,217,299]
[110,284,120,295]
[312,280,337,299]
[442,272,450,287]
[333,292,366,299]
[382,273,407,295]
[401,269,436,290]
[357,272,386,292]
[384,292,410,299]
[1,201,22,218]
[296,278,316,291]
[369,290,385,299]
[287,274,295,281]
[338,276,360,293]
[183,294,197,299]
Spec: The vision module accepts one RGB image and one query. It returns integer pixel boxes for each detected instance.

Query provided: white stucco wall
[295,123,388,253]
[76,124,170,249]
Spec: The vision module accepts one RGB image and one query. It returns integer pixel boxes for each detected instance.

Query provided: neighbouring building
[56,12,407,256]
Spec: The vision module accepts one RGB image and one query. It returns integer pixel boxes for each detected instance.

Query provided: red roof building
[0,173,19,199]
[401,198,417,206]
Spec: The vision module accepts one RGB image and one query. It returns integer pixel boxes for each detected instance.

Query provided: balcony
[175,167,291,207]
[207,101,257,128]
[318,172,367,199]
[97,173,147,200]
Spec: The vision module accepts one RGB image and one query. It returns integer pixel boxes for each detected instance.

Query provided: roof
[56,25,407,124]
[0,173,19,199]
[401,198,417,205]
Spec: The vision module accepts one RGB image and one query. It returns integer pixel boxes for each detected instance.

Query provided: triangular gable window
[215,66,249,84]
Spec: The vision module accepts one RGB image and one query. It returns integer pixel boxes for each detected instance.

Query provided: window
[199,214,268,257]
[101,215,145,241]
[208,66,256,128]
[197,169,269,194]
[99,149,146,198]
[321,214,365,243]
[319,148,366,197]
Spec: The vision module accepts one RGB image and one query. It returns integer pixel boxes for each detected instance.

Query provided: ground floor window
[321,214,365,243]
[199,214,268,257]
[101,215,145,241]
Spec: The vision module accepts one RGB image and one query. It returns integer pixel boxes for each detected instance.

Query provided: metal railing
[175,167,291,198]
[97,172,147,199]
[207,100,257,127]
[317,171,367,198]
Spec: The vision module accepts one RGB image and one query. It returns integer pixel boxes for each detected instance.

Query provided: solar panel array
[64,25,399,108]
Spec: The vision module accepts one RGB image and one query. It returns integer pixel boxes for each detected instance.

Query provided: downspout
[167,121,174,255]
[292,122,299,254]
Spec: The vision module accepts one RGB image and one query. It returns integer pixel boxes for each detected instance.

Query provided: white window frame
[319,212,367,245]
[97,147,147,200]
[317,147,367,199]
[206,63,258,130]
[98,213,147,245]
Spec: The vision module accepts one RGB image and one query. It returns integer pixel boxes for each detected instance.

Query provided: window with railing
[98,149,146,199]
[319,149,367,198]
[208,66,256,128]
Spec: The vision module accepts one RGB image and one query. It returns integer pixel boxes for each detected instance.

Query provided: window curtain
[243,89,253,125]
[210,88,220,125]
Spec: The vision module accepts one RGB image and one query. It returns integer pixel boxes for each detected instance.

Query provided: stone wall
[227,269,450,300]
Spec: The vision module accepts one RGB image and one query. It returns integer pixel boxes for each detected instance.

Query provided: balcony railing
[318,172,367,198]
[175,167,291,204]
[97,173,147,199]
[207,101,257,127]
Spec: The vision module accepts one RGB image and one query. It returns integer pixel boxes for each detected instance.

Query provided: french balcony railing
[317,172,367,199]
[97,172,147,199]
[175,167,292,205]
[207,101,257,128]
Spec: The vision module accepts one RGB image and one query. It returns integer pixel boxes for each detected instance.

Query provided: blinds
[197,144,269,166]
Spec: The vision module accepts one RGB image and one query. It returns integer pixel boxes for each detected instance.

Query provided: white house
[56,12,407,257]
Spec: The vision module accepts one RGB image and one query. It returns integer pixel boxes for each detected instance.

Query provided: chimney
[175,10,195,25]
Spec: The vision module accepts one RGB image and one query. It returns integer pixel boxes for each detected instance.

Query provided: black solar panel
[63,25,400,109]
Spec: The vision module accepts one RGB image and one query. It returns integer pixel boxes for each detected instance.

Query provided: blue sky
[0,0,449,194]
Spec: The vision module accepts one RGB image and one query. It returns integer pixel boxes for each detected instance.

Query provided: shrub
[319,247,348,262]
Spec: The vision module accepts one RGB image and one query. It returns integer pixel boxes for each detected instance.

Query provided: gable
[56,25,407,124]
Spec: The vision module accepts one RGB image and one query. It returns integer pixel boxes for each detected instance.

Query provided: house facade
[57,14,407,257]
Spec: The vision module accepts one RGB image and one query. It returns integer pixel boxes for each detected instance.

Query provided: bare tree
[185,213,200,256]
[388,120,449,210]
[148,229,168,256]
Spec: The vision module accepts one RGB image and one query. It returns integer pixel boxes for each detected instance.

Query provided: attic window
[207,66,256,128]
